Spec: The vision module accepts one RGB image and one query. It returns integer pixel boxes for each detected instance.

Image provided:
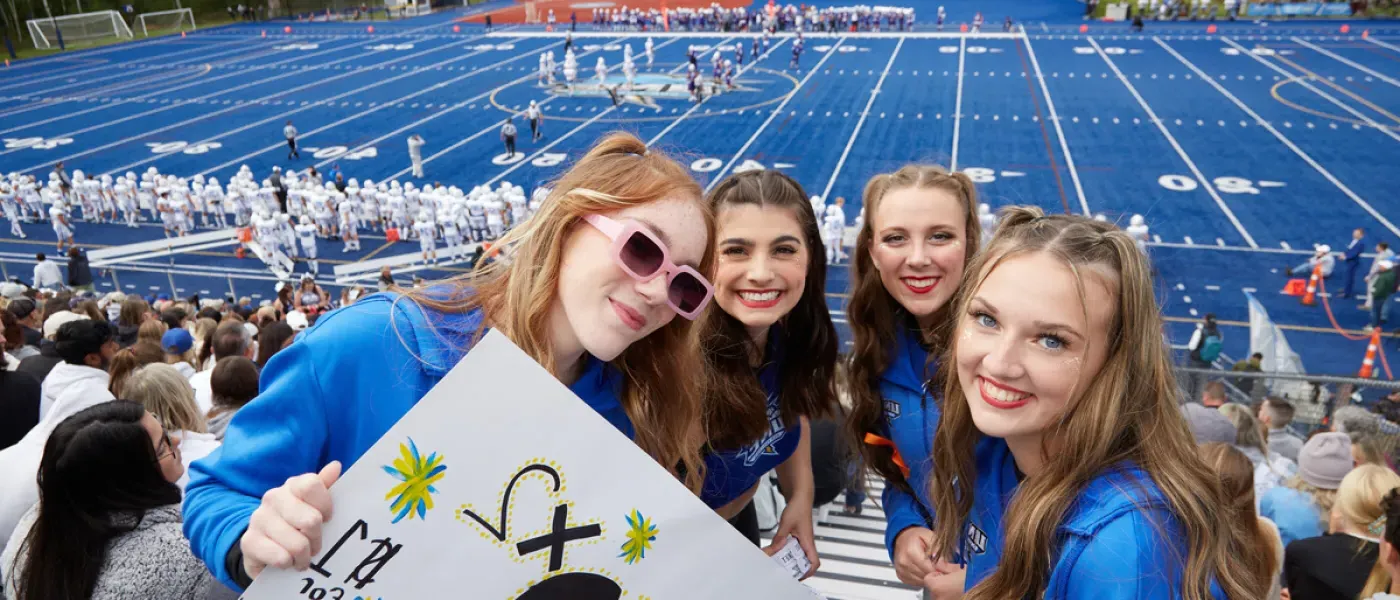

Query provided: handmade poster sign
[239,330,822,600]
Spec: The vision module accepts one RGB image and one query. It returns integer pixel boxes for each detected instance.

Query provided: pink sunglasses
[583,214,714,320]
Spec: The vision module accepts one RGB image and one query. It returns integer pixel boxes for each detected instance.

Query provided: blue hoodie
[874,323,940,557]
[960,437,1222,599]
[182,292,631,591]
[700,332,802,508]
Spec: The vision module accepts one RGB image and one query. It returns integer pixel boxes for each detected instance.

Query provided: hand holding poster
[240,330,822,600]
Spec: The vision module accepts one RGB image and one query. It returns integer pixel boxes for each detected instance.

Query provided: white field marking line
[491,31,1024,40]
[0,37,385,137]
[1366,37,1400,54]
[12,39,275,100]
[476,37,702,185]
[1292,37,1400,89]
[645,37,789,147]
[0,44,296,119]
[4,28,252,70]
[22,35,505,175]
[704,37,847,192]
[1157,39,1400,239]
[193,36,551,178]
[1,58,144,85]
[0,38,256,90]
[1088,37,1257,248]
[1022,25,1089,215]
[2,36,461,160]
[950,37,966,171]
[1223,38,1400,145]
[318,33,635,175]
[820,38,904,203]
[376,35,693,179]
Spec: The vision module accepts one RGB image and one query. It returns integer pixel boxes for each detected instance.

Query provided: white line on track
[950,37,966,171]
[0,38,255,90]
[1021,25,1089,215]
[0,37,383,137]
[1088,36,1257,248]
[1156,38,1400,240]
[644,37,791,147]
[14,34,503,174]
[704,37,847,191]
[1366,36,1400,54]
[1222,37,1400,146]
[820,38,903,203]
[336,35,657,179]
[1292,37,1400,89]
[191,35,562,178]
[12,39,274,101]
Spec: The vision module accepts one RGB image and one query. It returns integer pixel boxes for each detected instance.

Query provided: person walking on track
[501,118,518,159]
[408,135,426,178]
[284,121,300,160]
[525,100,543,141]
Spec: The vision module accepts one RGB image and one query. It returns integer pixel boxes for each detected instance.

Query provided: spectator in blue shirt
[1343,228,1367,299]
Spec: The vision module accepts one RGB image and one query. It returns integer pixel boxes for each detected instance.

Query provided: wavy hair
[1197,443,1277,595]
[1361,487,1400,598]
[700,170,837,449]
[403,132,714,492]
[929,206,1251,600]
[844,165,980,493]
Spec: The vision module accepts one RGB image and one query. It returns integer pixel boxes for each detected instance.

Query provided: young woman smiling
[842,165,980,586]
[698,171,837,578]
[927,207,1257,599]
[182,133,718,592]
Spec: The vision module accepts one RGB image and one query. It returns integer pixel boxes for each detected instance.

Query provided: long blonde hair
[404,132,713,492]
[124,363,208,434]
[1218,403,1269,457]
[1198,443,1278,592]
[929,206,1251,600]
[1361,488,1400,599]
[845,165,980,493]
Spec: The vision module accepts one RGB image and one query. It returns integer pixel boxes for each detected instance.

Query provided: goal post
[25,10,133,49]
[137,8,196,36]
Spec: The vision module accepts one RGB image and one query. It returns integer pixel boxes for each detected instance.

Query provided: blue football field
[3,7,1400,379]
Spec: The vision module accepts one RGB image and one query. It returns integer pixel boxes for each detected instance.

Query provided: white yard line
[1157,38,1400,239]
[820,38,904,203]
[704,37,847,192]
[644,37,789,147]
[0,37,255,90]
[1365,36,1400,54]
[950,37,966,171]
[1089,36,1257,248]
[1022,26,1089,215]
[1293,37,1400,89]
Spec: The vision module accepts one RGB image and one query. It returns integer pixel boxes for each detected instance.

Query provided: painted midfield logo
[545,73,761,111]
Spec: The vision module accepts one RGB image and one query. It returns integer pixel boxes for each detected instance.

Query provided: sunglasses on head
[583,214,713,320]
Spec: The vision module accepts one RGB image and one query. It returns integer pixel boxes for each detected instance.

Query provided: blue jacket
[700,332,802,508]
[1259,485,1325,548]
[961,437,1223,599]
[1346,237,1365,263]
[182,292,631,591]
[875,324,939,557]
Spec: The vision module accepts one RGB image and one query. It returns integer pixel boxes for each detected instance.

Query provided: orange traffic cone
[1080,24,1089,33]
[1207,24,1217,34]
[1341,24,1351,34]
[1301,263,1322,306]
[1360,327,1381,378]
[1363,29,1370,39]
[1282,278,1307,296]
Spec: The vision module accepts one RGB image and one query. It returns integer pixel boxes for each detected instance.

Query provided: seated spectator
[0,347,41,451]
[1261,397,1305,463]
[1288,244,1337,278]
[1263,432,1354,547]
[1353,433,1390,469]
[190,321,254,415]
[292,275,330,316]
[0,320,118,549]
[98,291,126,323]
[159,305,189,333]
[107,341,166,398]
[207,356,260,440]
[72,298,105,323]
[4,309,37,363]
[1284,464,1400,600]
[123,364,220,490]
[137,320,167,346]
[1200,442,1284,600]
[161,328,197,379]
[190,318,217,369]
[15,311,87,385]
[1358,488,1400,599]
[1220,403,1298,502]
[0,401,218,599]
[1374,391,1400,427]
[254,321,294,368]
[1337,405,1384,437]
[115,296,153,347]
[7,297,42,350]
[1182,399,1237,445]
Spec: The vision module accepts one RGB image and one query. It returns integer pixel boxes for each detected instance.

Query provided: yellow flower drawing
[618,509,658,565]
[382,438,446,523]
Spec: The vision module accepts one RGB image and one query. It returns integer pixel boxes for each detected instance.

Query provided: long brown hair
[403,132,713,492]
[845,165,980,493]
[1198,443,1277,593]
[929,206,1251,600]
[700,170,837,449]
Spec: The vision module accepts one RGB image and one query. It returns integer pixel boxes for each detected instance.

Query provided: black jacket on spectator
[0,367,41,450]
[1284,533,1378,600]
[67,250,93,288]
[16,340,63,384]
[116,323,140,348]
[21,326,41,349]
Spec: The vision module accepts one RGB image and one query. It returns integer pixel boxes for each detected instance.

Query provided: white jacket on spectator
[175,430,220,490]
[0,362,113,555]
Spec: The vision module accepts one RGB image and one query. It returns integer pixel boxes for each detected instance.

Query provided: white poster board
[240,330,821,600]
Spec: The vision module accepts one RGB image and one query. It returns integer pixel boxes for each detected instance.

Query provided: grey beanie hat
[1298,432,1353,490]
